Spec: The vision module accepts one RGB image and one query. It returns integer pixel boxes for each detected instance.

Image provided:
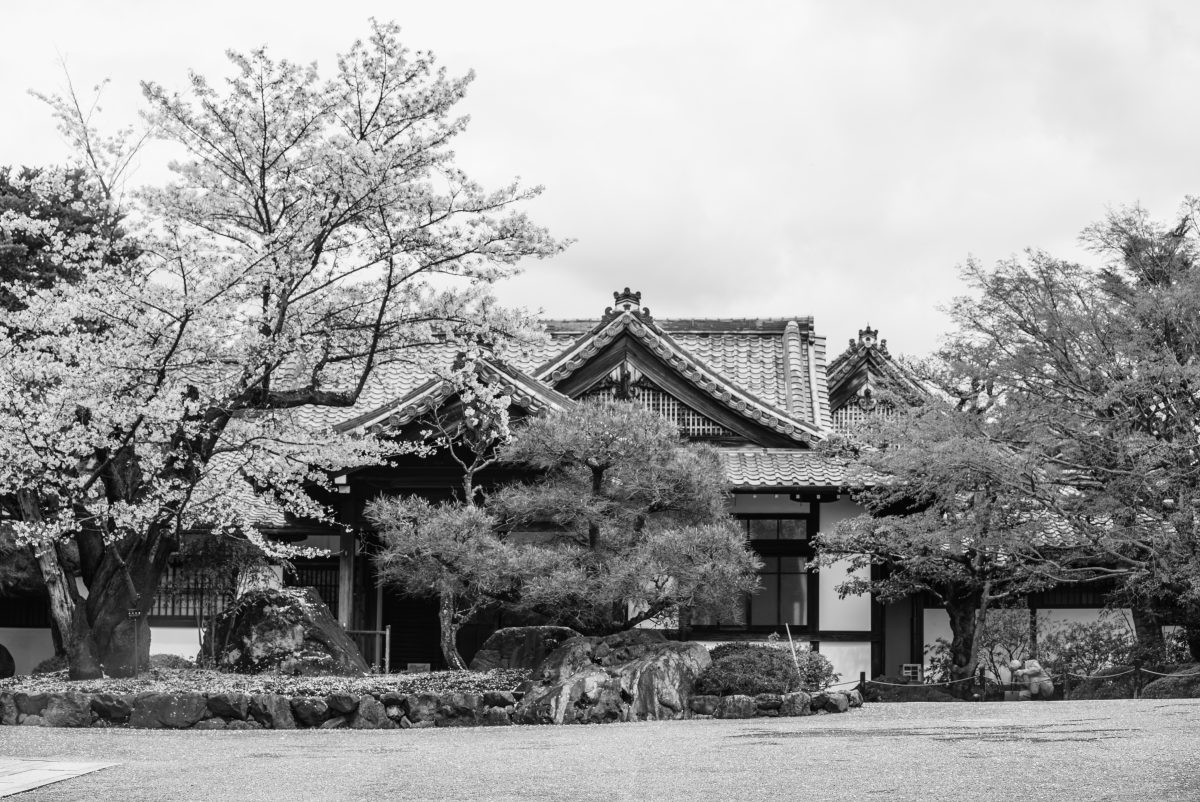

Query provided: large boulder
[203,587,369,676]
[0,644,14,679]
[514,630,711,725]
[129,692,209,729]
[469,626,582,672]
[42,694,92,727]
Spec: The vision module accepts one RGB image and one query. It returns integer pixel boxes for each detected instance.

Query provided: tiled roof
[535,312,824,442]
[290,310,831,441]
[719,448,859,489]
[293,345,460,430]
[346,358,576,434]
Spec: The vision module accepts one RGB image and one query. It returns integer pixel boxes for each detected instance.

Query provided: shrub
[792,649,840,691]
[1040,618,1136,677]
[702,641,840,693]
[694,645,800,696]
[708,642,753,663]
[32,655,67,675]
[150,653,195,670]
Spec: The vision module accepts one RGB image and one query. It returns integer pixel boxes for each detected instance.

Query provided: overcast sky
[3,1,1199,357]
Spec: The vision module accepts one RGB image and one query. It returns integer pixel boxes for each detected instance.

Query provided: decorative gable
[580,363,738,439]
[535,290,826,447]
[828,325,927,433]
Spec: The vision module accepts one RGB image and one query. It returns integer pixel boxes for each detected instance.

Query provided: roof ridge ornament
[849,324,889,357]
[603,287,652,322]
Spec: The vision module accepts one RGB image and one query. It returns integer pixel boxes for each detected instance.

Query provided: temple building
[0,289,1111,680]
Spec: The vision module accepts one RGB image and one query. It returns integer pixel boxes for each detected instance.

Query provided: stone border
[0,687,863,730]
[0,689,520,730]
[687,689,863,718]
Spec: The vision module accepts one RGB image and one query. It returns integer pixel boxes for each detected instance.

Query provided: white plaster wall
[0,625,200,675]
[0,628,55,675]
[922,608,952,661]
[818,641,872,685]
[817,498,872,631]
[150,626,202,660]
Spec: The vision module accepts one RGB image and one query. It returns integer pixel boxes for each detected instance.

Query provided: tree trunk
[1131,606,1165,658]
[438,593,468,670]
[33,546,103,680]
[1028,607,1039,660]
[944,586,987,699]
[84,524,175,676]
[16,491,103,680]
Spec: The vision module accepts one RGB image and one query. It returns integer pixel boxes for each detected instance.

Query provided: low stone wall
[1,686,864,730]
[687,689,863,718]
[0,689,520,730]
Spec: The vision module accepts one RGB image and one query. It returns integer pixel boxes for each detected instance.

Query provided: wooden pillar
[337,530,355,629]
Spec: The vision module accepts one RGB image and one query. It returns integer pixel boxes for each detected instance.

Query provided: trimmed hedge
[694,646,800,696]
[697,644,839,696]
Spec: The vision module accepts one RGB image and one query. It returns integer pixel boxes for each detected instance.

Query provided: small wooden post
[859,671,867,695]
[784,624,803,678]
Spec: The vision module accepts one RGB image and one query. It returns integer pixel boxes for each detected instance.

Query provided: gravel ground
[1,699,1197,801]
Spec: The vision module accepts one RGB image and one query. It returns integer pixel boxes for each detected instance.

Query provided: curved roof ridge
[536,311,826,442]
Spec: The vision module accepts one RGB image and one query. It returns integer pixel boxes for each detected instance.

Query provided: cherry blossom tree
[0,21,563,678]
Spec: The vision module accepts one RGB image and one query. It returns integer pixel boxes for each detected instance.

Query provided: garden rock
[483,706,513,726]
[847,689,864,708]
[515,630,711,725]
[319,715,348,729]
[226,719,263,730]
[469,626,582,672]
[250,694,296,729]
[688,695,720,715]
[290,697,329,727]
[19,714,45,726]
[716,695,757,718]
[203,587,369,676]
[42,694,92,727]
[1,693,18,725]
[483,690,517,708]
[754,693,782,711]
[14,693,47,716]
[326,692,359,715]
[779,691,813,716]
[437,692,483,726]
[403,693,440,724]
[811,691,850,713]
[193,719,227,730]
[207,692,250,720]
[0,644,14,679]
[350,695,394,729]
[130,692,208,729]
[91,693,133,722]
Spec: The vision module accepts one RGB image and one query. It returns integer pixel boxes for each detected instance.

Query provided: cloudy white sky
[3,1,1199,357]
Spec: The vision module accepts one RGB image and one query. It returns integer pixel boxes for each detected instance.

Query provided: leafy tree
[368,400,760,668]
[944,200,1200,659]
[367,360,525,670]
[0,21,562,678]
[489,400,760,634]
[0,166,137,312]
[815,400,1081,691]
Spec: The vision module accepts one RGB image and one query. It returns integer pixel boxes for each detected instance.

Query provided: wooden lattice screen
[584,382,735,438]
